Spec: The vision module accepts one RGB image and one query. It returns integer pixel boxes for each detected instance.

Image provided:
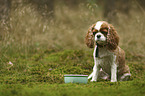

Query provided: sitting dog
[85,21,131,82]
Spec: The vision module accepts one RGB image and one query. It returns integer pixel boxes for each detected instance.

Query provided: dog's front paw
[88,72,93,79]
[91,79,97,82]
[88,75,92,79]
[111,80,117,82]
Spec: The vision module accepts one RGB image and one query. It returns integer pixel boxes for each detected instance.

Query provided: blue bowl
[64,74,88,84]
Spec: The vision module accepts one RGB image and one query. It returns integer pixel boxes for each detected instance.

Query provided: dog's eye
[101,31,107,34]
[93,32,97,35]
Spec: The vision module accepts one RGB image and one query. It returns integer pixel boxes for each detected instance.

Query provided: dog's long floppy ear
[107,24,119,51]
[85,24,95,48]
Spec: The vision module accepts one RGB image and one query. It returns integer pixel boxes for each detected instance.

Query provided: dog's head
[85,21,119,51]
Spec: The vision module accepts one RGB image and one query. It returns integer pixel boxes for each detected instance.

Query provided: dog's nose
[97,35,101,38]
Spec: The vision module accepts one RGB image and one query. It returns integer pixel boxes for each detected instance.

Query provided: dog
[85,21,131,82]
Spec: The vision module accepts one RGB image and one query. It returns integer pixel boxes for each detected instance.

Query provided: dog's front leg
[111,56,117,82]
[91,58,100,82]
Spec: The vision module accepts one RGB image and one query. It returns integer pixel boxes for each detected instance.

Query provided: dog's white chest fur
[93,46,116,75]
[87,21,131,82]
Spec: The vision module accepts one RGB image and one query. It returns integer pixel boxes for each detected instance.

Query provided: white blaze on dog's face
[93,21,109,45]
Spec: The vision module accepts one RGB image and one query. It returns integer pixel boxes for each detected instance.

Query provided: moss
[0,49,144,84]
[0,49,144,95]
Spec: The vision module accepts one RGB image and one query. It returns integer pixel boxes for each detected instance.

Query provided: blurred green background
[0,0,144,53]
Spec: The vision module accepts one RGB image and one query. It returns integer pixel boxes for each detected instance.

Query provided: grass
[0,1,145,96]
[0,81,144,96]
[0,49,145,96]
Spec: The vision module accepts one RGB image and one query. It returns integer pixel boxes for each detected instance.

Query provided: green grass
[0,81,144,96]
[0,49,145,96]
[0,1,145,96]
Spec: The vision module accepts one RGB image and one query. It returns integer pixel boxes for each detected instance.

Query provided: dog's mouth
[96,40,107,46]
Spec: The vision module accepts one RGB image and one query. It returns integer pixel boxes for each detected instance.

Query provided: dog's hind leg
[88,68,110,80]
[98,68,110,80]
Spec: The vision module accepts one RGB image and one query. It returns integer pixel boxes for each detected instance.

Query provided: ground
[0,49,144,96]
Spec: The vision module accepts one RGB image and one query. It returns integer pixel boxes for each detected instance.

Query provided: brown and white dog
[85,21,131,82]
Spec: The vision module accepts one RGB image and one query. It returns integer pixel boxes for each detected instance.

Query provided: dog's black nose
[97,35,101,38]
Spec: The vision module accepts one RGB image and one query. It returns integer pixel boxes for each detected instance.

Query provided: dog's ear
[85,24,95,48]
[106,24,119,51]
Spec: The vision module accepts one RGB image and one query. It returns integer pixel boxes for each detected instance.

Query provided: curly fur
[106,24,119,51]
[85,21,119,51]
[85,24,95,48]
[85,21,131,82]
